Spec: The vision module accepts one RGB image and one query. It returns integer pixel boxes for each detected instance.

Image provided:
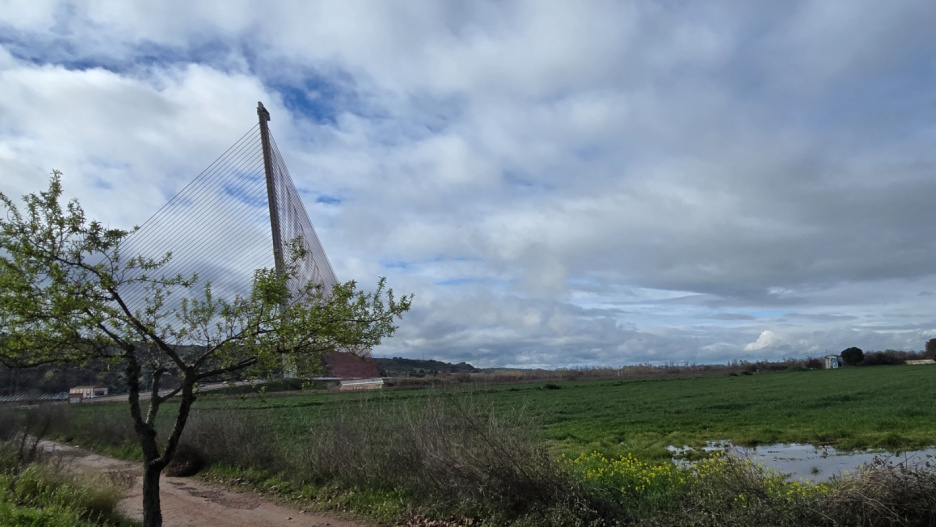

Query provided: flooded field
[670,442,936,482]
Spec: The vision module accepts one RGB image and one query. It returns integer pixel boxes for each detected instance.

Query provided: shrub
[294,393,619,524]
[164,443,206,477]
[0,404,73,463]
[804,357,824,370]
[926,338,936,359]
[565,451,687,519]
[812,457,936,526]
[859,349,924,366]
[178,408,282,473]
[841,347,864,366]
[64,407,136,450]
[613,452,936,527]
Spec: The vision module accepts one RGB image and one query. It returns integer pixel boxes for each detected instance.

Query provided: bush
[0,404,73,463]
[804,357,824,370]
[294,393,619,524]
[860,349,924,367]
[178,408,282,473]
[841,347,864,366]
[812,457,936,526]
[565,451,686,520]
[164,443,206,477]
[926,338,936,359]
[587,452,936,527]
[63,408,136,451]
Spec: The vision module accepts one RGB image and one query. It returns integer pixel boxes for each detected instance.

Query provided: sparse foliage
[0,172,411,527]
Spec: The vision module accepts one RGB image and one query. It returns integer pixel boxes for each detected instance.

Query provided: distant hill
[375,357,479,377]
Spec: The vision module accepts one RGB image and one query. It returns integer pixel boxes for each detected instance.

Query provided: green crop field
[45,364,936,526]
[71,365,936,461]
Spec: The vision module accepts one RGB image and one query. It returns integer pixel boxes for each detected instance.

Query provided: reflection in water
[668,442,936,482]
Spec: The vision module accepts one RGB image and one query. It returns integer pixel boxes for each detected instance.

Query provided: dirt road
[40,442,372,527]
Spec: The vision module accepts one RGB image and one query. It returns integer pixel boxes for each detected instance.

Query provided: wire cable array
[117,123,339,323]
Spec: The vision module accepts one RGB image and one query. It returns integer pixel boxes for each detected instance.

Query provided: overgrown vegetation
[186,397,936,526]
[53,366,936,525]
[58,395,616,524]
[568,450,936,526]
[288,394,611,524]
[0,404,132,526]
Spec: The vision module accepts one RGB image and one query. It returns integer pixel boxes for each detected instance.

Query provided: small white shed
[823,355,841,369]
[68,385,109,399]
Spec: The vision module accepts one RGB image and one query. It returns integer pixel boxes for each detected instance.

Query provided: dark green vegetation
[50,365,936,525]
[375,356,480,377]
[840,347,865,366]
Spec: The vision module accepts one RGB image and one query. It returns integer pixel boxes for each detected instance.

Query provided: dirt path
[40,441,373,527]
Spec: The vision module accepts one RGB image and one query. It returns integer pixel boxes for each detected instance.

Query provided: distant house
[338,377,385,390]
[68,385,109,402]
[823,355,841,369]
[321,352,384,390]
[906,359,936,366]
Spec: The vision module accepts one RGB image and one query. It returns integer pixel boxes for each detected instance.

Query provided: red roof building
[322,352,381,380]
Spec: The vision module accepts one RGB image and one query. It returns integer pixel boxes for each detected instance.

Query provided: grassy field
[70,364,936,461]
[53,365,936,525]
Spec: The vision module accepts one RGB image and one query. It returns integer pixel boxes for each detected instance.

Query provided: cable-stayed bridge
[118,102,341,342]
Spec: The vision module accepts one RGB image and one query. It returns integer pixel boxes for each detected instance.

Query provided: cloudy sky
[2,1,935,368]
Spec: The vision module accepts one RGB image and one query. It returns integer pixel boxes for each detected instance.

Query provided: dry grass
[0,403,72,463]
[812,458,936,527]
[177,408,282,473]
[636,453,936,527]
[0,408,131,526]
[294,393,618,524]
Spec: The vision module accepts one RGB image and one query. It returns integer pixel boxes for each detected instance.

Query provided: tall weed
[295,393,619,523]
[0,403,72,462]
[565,449,936,526]
[67,408,136,449]
[0,404,18,441]
[177,408,282,473]
[0,442,130,526]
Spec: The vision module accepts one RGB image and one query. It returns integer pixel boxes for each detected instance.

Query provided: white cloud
[3,1,936,367]
[0,57,274,227]
[744,330,780,352]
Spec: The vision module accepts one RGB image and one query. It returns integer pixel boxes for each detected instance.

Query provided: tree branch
[196,357,260,380]
[107,286,188,371]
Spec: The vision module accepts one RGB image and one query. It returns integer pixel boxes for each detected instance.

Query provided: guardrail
[0,393,68,403]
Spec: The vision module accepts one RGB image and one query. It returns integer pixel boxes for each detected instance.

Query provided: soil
[39,441,373,527]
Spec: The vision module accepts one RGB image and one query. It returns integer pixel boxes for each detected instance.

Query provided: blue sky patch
[269,74,355,125]
[316,194,342,205]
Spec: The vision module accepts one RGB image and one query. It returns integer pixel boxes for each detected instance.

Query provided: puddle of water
[668,441,936,482]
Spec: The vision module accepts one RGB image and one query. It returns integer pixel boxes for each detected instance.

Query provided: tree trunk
[126,352,166,527]
[142,461,163,527]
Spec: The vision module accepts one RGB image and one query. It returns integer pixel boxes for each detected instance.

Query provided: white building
[68,385,109,400]
[823,355,841,369]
